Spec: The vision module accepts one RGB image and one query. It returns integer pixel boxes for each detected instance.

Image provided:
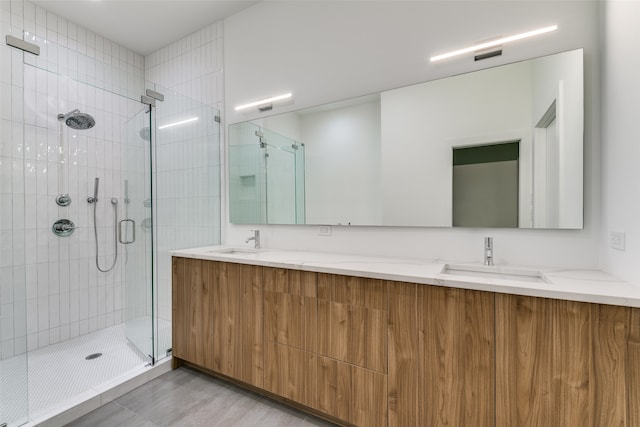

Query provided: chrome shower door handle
[118,219,136,244]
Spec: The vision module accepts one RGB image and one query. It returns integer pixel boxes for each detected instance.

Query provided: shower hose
[93,198,119,272]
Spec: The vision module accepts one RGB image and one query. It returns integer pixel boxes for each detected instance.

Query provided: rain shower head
[57,109,96,130]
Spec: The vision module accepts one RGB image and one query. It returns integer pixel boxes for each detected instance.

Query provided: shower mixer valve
[52,219,76,237]
[56,193,72,206]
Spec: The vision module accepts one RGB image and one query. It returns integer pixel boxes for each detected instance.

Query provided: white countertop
[170,246,640,308]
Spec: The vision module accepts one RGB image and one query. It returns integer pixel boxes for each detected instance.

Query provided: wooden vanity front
[172,256,640,427]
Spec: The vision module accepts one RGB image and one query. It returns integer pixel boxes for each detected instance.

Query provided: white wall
[530,49,584,229]
[601,1,640,283]
[301,100,381,225]
[381,61,532,226]
[224,1,601,269]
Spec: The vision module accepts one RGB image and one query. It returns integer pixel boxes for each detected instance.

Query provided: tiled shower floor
[1,321,173,426]
[0,354,29,426]
[28,323,148,418]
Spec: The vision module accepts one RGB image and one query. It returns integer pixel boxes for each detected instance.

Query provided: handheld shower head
[58,109,96,130]
[88,177,99,204]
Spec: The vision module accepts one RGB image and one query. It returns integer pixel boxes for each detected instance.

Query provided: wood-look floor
[68,367,337,427]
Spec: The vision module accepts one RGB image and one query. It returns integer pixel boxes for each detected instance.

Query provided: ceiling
[31,0,261,55]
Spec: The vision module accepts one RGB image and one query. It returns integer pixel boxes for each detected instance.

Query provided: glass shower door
[122,106,154,362]
[152,84,221,361]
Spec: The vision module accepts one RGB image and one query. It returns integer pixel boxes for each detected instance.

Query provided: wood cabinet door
[388,282,494,427]
[172,257,214,369]
[206,261,264,388]
[496,294,640,427]
[264,268,318,352]
[388,282,418,427]
[317,273,388,373]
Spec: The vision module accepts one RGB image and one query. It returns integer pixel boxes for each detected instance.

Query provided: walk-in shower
[0,28,221,426]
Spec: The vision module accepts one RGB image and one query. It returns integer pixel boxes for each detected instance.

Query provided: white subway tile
[49,293,59,328]
[59,292,69,325]
[25,262,37,299]
[48,261,59,294]
[48,326,59,344]
[37,295,48,331]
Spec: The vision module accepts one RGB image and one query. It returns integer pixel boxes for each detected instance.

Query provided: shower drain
[85,353,103,360]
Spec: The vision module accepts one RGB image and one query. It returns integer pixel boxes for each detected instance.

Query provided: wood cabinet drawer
[317,356,387,427]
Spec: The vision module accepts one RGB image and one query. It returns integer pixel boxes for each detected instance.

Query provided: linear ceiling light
[430,25,558,62]
[158,117,198,130]
[235,93,293,111]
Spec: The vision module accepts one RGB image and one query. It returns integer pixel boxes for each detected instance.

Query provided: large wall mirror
[229,48,583,229]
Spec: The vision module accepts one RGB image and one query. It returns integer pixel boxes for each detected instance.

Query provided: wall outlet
[610,231,626,251]
[318,225,332,236]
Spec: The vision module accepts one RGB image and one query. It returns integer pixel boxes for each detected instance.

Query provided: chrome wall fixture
[118,219,135,245]
[58,109,96,130]
[141,88,164,106]
[88,177,119,273]
[56,194,72,206]
[52,219,76,237]
[119,179,135,245]
[145,88,164,102]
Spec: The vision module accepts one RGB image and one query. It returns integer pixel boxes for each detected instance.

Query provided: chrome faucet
[484,237,494,266]
[245,229,261,249]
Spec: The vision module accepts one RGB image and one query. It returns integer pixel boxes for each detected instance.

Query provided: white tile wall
[0,0,146,359]
[144,22,223,352]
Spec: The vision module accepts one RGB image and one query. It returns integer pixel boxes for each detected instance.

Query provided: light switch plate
[610,232,626,251]
[318,226,332,236]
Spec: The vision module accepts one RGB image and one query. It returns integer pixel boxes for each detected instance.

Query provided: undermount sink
[442,264,547,283]
[207,247,262,255]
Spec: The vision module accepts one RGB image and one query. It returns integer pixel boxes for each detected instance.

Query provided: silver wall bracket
[141,95,156,107]
[6,35,40,55]
[145,89,164,102]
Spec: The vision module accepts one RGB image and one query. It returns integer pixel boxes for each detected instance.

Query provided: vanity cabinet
[388,282,494,427]
[388,284,640,427]
[172,258,213,368]
[495,294,640,427]
[172,258,264,388]
[315,273,388,426]
[208,260,264,388]
[263,268,318,407]
[263,268,388,426]
[173,257,640,427]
